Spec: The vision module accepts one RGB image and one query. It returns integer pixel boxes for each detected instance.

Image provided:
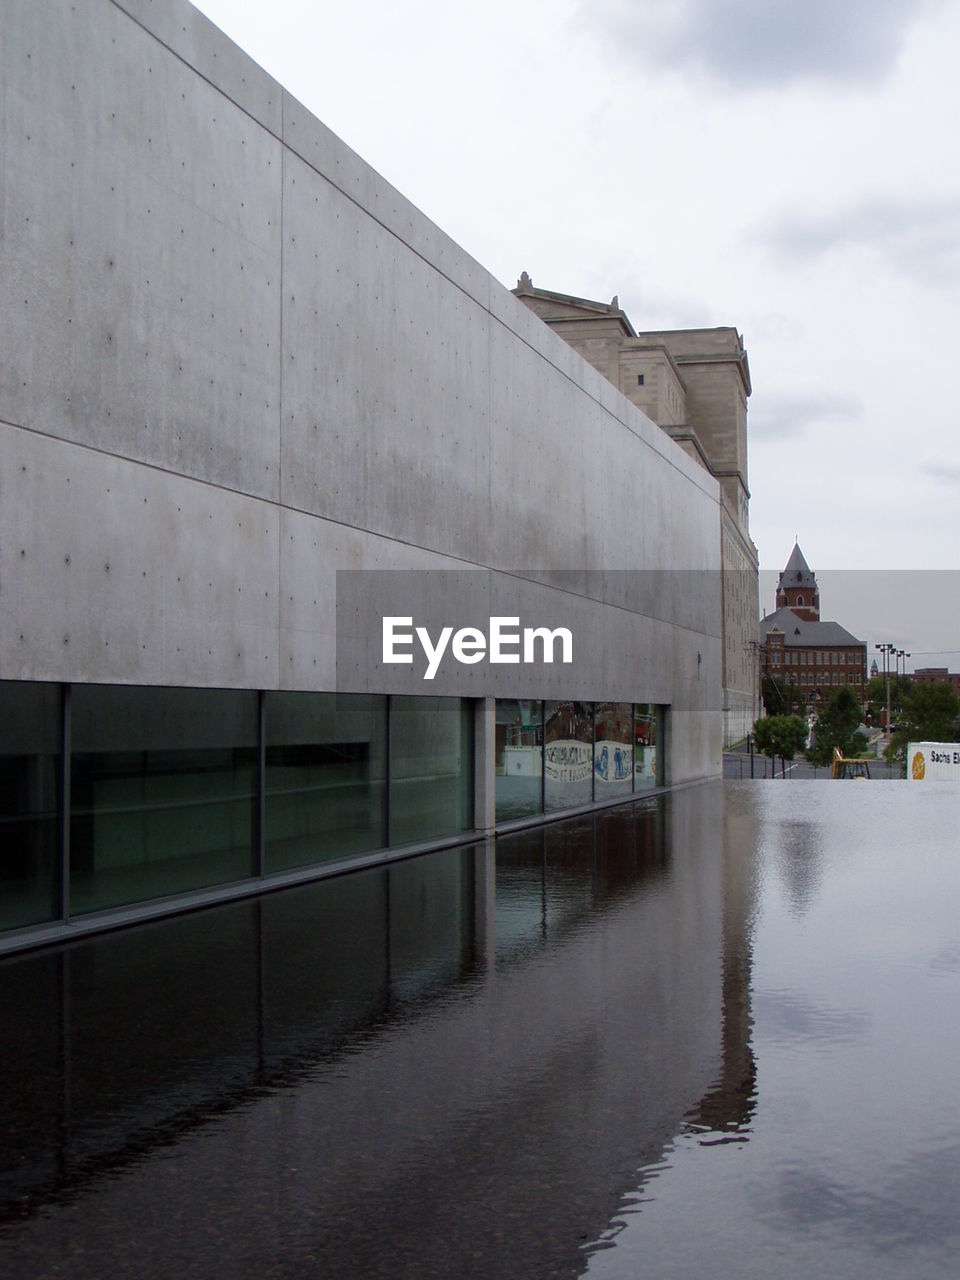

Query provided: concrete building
[513,276,760,747]
[759,545,867,708]
[1,0,726,953]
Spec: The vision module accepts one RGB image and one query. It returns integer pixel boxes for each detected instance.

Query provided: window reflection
[1,672,666,940]
[495,700,543,822]
[0,681,60,929]
[634,704,659,789]
[594,702,633,801]
[544,701,593,812]
[390,697,473,845]
[70,686,258,913]
[265,693,387,870]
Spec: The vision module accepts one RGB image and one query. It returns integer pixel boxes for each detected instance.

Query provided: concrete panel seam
[107,0,281,142]
[1,416,720,635]
[277,126,716,493]
[277,139,286,643]
[104,0,715,500]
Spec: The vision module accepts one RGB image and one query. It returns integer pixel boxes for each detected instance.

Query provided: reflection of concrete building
[759,544,867,707]
[0,789,757,1275]
[2,0,727,954]
[513,276,760,747]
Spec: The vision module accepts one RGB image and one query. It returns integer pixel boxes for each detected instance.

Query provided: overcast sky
[192,0,960,665]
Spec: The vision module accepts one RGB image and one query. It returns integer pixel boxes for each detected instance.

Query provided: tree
[761,675,806,717]
[753,715,809,770]
[886,682,960,761]
[807,686,868,766]
[865,672,913,727]
[865,674,887,723]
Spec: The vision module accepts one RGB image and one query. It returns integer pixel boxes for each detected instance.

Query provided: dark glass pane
[495,699,542,822]
[634,703,659,790]
[70,686,257,914]
[390,697,473,845]
[265,692,387,871]
[544,701,593,812]
[594,702,633,801]
[0,681,60,930]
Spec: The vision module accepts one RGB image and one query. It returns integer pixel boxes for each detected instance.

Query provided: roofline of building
[661,426,713,474]
[514,281,753,396]
[712,467,751,499]
[629,328,752,398]
[512,276,637,337]
[759,608,865,646]
[513,278,755,400]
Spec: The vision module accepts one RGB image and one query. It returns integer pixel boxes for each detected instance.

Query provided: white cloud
[578,0,948,87]
[749,393,864,439]
[756,198,960,287]
[922,461,960,486]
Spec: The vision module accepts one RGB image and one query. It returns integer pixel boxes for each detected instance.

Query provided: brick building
[760,544,867,708]
[913,668,960,693]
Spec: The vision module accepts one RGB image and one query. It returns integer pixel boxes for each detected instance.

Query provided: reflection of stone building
[513,276,760,746]
[687,786,758,1136]
[759,544,867,707]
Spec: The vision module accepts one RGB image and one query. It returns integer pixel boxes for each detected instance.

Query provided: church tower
[776,543,819,621]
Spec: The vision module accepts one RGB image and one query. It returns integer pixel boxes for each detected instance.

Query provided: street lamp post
[890,645,901,737]
[900,651,911,717]
[876,642,896,738]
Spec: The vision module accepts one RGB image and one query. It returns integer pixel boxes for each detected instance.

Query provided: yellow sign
[912,751,926,781]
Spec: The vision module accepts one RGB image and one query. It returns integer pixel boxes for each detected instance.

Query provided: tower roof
[779,542,816,588]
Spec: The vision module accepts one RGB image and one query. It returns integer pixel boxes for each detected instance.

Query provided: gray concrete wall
[1,0,723,784]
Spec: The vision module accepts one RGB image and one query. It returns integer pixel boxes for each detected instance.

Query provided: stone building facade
[512,276,760,745]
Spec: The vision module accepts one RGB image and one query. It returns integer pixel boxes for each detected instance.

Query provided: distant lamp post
[748,638,765,723]
[899,651,911,713]
[876,641,896,734]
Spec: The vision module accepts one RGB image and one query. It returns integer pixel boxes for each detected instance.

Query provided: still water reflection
[2,782,959,1278]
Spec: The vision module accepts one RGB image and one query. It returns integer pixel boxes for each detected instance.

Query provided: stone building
[759,544,867,707]
[512,276,760,745]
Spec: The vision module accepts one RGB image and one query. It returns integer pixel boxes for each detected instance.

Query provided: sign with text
[907,742,960,782]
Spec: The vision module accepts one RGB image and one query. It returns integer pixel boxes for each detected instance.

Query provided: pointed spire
[782,542,814,581]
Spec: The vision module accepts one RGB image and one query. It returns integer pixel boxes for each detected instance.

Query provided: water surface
[2,782,959,1278]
